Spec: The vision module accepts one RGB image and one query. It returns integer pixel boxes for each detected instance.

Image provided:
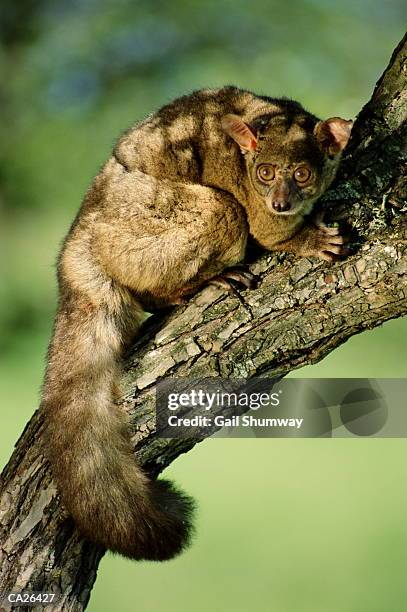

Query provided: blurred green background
[1,1,406,611]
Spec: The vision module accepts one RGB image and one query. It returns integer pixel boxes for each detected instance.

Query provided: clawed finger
[222,270,255,289]
[325,234,347,245]
[321,224,340,236]
[318,244,351,261]
[319,250,336,263]
[209,277,235,293]
[323,244,343,255]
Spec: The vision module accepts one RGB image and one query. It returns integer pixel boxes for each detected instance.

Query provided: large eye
[294,165,312,184]
[257,164,275,183]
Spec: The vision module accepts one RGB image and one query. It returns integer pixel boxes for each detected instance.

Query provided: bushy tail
[41,301,194,560]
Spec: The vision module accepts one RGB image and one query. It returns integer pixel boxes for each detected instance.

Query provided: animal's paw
[311,213,350,262]
[209,266,257,293]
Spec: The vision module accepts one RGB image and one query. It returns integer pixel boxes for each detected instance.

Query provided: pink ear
[314,117,353,155]
[221,114,257,151]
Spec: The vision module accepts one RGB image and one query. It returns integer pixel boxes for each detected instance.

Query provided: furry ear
[221,114,257,151]
[314,117,353,156]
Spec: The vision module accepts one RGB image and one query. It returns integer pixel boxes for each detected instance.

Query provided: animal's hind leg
[92,168,248,306]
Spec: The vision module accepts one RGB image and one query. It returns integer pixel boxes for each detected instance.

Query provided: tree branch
[0,34,405,612]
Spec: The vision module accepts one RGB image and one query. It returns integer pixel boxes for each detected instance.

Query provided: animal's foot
[208,266,257,292]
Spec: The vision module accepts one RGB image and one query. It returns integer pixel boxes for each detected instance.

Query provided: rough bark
[0,34,406,612]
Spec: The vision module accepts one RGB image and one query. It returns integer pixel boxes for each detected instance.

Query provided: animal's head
[221,104,353,216]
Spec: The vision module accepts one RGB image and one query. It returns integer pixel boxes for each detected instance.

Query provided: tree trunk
[0,34,405,612]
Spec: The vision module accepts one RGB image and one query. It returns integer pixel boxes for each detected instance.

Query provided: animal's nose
[272,200,291,212]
